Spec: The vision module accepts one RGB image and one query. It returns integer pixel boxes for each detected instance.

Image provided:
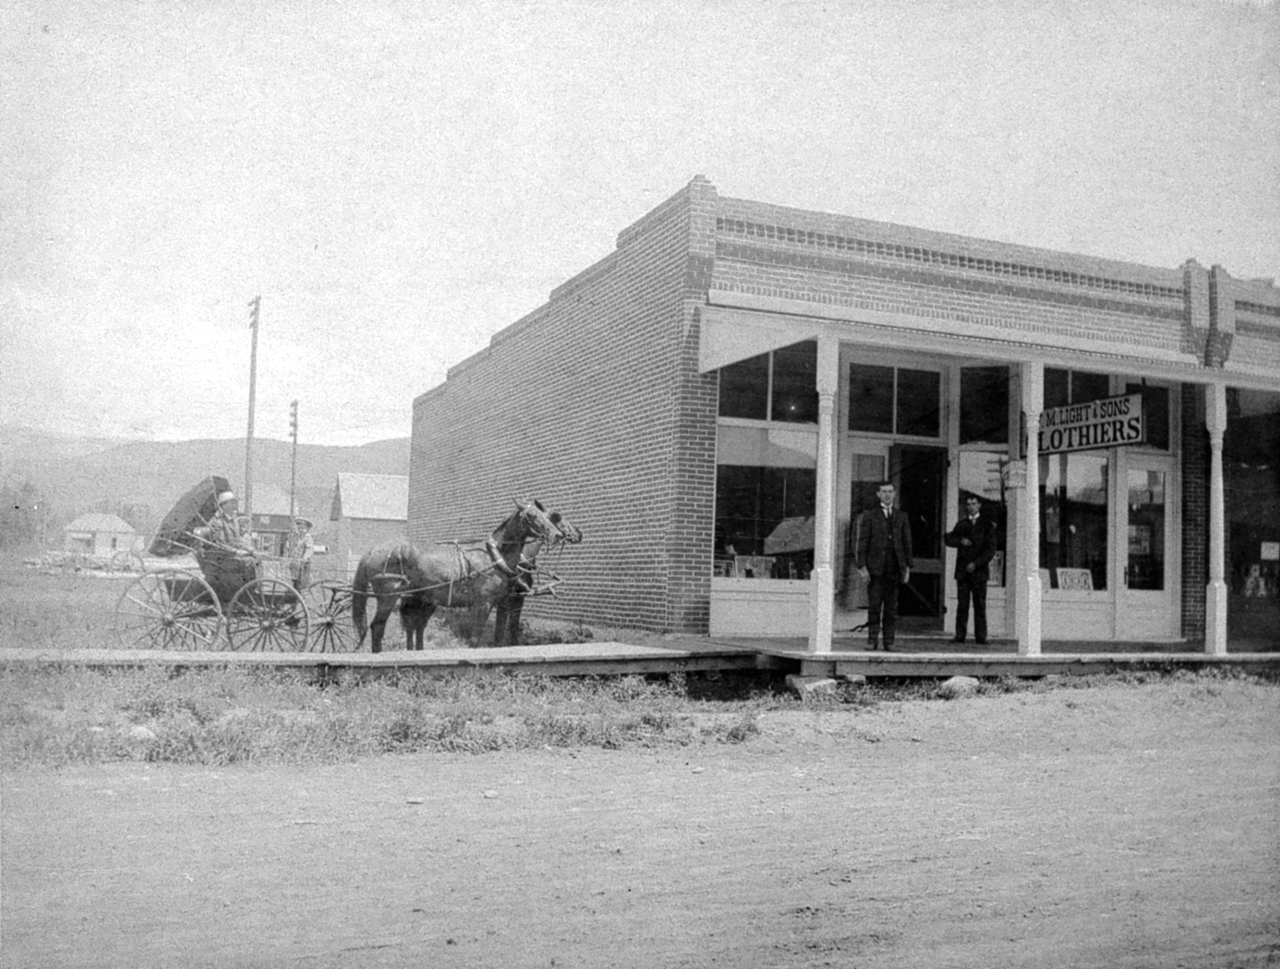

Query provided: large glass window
[1039,452,1108,591]
[714,465,815,578]
[1046,368,1110,409]
[718,341,817,424]
[1225,388,1280,647]
[848,364,894,433]
[1126,468,1166,590]
[1125,381,1170,451]
[849,363,941,437]
[960,366,1009,445]
[718,352,769,419]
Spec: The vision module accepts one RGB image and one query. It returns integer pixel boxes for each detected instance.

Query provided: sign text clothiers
[1033,393,1145,455]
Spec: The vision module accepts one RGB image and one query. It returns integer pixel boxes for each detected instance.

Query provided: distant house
[328,473,408,578]
[63,513,139,558]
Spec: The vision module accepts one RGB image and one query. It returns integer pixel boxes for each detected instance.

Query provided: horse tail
[351,553,371,647]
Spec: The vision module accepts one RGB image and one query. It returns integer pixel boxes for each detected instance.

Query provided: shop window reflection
[1039,453,1108,591]
[714,465,816,579]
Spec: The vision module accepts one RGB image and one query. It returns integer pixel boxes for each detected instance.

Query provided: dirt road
[4,679,1279,968]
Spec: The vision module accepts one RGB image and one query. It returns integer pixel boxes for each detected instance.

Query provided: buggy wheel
[226,578,309,651]
[115,569,223,650]
[304,582,360,652]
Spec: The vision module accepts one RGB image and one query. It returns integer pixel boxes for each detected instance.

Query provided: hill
[0,426,409,541]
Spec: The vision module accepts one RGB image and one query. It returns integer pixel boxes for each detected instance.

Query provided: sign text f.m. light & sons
[1034,393,1145,456]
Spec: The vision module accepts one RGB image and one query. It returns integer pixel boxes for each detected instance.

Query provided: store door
[1116,454,1180,639]
[891,444,948,625]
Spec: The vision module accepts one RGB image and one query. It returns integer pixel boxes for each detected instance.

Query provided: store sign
[1036,393,1144,455]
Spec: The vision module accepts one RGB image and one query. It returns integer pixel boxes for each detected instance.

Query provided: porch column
[1016,362,1043,655]
[808,334,839,652]
[1205,383,1228,655]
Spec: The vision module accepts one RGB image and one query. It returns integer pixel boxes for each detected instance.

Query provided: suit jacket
[854,506,913,578]
[944,514,998,580]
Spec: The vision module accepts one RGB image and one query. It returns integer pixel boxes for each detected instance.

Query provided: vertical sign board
[1023,393,1145,456]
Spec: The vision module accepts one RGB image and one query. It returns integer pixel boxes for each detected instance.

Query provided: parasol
[148,475,233,557]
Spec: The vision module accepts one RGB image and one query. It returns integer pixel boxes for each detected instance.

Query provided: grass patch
[0,667,787,767]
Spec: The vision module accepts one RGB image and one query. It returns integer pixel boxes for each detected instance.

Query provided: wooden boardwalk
[2,635,1277,680]
[0,642,767,681]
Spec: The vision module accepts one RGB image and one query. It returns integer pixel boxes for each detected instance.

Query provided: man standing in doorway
[945,496,998,644]
[855,481,913,651]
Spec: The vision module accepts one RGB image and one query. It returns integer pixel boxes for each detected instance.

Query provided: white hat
[216,490,237,505]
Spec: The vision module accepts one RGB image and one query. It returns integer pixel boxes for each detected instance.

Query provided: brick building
[411,177,1280,651]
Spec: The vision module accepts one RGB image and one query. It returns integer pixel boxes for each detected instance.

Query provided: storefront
[707,335,1190,645]
[410,177,1280,651]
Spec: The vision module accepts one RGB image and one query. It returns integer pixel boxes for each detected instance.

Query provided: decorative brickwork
[716,217,1184,300]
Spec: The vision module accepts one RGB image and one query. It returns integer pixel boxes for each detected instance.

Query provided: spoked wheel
[304,582,361,652]
[115,569,223,650]
[226,578,309,651]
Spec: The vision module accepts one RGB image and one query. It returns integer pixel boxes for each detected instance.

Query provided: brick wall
[410,177,720,632]
[1181,384,1207,640]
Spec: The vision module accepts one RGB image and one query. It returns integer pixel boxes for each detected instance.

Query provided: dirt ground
[4,679,1279,969]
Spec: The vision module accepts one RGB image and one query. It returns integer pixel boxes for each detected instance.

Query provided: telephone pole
[245,295,261,517]
[289,399,299,520]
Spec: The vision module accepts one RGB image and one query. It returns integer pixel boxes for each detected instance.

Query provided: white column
[808,334,839,652]
[1016,362,1043,655]
[1205,383,1228,655]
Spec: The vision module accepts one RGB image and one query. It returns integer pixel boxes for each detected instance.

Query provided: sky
[2,0,1277,447]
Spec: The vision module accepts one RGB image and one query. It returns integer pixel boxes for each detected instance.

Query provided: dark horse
[351,500,570,652]
[491,512,584,647]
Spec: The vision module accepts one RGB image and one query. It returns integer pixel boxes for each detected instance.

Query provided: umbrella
[148,475,232,557]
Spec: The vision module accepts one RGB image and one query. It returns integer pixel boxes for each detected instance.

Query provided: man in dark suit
[944,496,999,644]
[854,481,913,651]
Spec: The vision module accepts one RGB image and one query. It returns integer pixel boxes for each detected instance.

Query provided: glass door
[1116,453,1179,639]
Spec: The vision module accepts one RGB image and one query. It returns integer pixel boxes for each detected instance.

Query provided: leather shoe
[951,636,966,644]
[974,638,988,645]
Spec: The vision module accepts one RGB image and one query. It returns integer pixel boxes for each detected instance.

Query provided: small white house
[63,513,139,558]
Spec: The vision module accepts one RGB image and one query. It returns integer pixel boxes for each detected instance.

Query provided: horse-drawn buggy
[115,476,582,652]
[114,476,356,651]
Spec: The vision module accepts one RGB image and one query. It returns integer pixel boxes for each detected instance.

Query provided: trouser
[955,572,988,642]
[866,572,901,645]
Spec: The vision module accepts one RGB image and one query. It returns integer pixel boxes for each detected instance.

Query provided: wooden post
[1205,382,1228,655]
[809,334,839,652]
[1016,361,1043,655]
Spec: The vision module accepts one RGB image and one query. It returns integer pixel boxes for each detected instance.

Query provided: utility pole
[245,295,260,517]
[289,399,299,520]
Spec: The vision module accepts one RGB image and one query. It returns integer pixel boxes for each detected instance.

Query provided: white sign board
[1034,393,1144,456]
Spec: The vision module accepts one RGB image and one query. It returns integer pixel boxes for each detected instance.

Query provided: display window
[715,341,819,579]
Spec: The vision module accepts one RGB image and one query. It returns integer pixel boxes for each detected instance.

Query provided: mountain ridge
[0,425,410,540]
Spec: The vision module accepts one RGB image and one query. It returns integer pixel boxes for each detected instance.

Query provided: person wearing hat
[287,516,315,591]
[194,490,253,555]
